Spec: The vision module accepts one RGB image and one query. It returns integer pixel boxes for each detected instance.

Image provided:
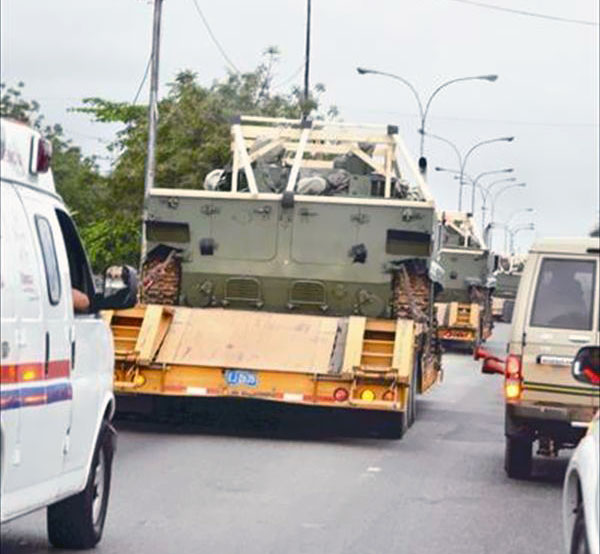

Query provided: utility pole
[302,0,311,120]
[141,0,163,262]
[144,0,163,199]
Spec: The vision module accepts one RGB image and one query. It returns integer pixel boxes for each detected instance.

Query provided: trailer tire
[47,423,114,549]
[504,435,532,479]
[407,354,419,427]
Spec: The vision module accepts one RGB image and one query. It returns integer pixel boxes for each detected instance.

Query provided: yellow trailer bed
[103,305,440,436]
[435,301,480,349]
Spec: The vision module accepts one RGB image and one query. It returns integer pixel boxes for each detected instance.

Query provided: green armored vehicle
[110,116,443,437]
[491,254,525,322]
[434,211,496,350]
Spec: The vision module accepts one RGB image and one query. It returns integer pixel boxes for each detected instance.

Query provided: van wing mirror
[96,265,139,310]
[571,346,600,385]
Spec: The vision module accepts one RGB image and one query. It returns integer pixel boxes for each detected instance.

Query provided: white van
[0,118,137,548]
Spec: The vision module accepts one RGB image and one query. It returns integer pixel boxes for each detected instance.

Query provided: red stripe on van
[47,360,70,379]
[0,360,70,384]
[0,365,18,384]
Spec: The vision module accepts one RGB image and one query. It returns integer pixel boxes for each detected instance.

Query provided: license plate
[225,369,258,387]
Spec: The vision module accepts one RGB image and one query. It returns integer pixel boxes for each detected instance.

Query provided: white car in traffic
[563,346,599,554]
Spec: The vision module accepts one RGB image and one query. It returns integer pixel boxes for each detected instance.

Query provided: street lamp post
[478,177,517,228]
[428,132,514,210]
[509,223,535,254]
[436,165,514,213]
[356,67,498,175]
[504,208,534,251]
[486,182,526,249]
[490,182,527,224]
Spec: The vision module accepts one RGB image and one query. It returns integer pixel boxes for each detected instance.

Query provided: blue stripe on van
[0,382,73,411]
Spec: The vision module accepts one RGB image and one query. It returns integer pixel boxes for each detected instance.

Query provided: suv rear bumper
[505,403,593,446]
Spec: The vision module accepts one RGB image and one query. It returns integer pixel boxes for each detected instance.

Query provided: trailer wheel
[47,423,114,549]
[504,435,532,479]
[407,354,419,427]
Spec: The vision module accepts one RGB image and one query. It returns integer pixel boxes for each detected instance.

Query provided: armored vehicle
[106,115,443,437]
[434,211,496,351]
[492,254,525,322]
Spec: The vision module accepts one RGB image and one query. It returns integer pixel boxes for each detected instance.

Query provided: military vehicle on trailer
[105,115,443,437]
[434,211,496,352]
[492,254,525,322]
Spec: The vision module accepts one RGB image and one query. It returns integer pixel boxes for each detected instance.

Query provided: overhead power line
[133,55,152,105]
[445,0,599,26]
[272,63,305,90]
[338,106,600,128]
[189,0,240,74]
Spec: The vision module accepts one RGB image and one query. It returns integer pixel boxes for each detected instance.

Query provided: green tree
[3,52,337,271]
[1,82,139,271]
[78,50,337,216]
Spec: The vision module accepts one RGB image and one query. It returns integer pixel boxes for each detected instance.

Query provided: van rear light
[505,354,522,400]
[506,354,522,377]
[29,137,52,174]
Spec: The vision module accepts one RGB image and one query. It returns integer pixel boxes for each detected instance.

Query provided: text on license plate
[225,370,258,387]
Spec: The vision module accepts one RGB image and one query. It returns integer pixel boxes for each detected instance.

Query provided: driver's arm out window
[530,258,595,331]
[55,209,96,313]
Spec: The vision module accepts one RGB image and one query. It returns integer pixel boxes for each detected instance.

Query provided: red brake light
[505,354,522,400]
[506,354,522,378]
[333,387,349,402]
[382,390,394,401]
[583,367,600,385]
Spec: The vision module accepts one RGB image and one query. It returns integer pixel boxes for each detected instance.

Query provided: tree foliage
[2,50,337,271]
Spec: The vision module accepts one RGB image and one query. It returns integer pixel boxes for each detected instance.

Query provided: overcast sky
[2,0,598,252]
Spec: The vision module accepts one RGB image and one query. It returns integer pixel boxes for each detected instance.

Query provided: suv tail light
[505,354,522,400]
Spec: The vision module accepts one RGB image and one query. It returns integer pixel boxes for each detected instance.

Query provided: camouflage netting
[141,246,182,305]
[470,285,494,340]
[392,261,443,370]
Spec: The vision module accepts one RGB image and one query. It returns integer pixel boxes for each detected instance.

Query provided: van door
[0,183,23,513]
[2,183,70,512]
[54,209,110,476]
[522,254,598,412]
[13,187,72,506]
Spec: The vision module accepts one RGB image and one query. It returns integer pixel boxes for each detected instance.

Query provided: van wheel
[570,504,590,554]
[47,423,114,549]
[504,435,532,479]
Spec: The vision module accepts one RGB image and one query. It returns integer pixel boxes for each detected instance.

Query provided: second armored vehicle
[434,211,496,352]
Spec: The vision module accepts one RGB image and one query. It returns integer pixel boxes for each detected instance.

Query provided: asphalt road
[1,323,570,554]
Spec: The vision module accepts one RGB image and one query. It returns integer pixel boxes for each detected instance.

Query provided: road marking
[366,466,381,473]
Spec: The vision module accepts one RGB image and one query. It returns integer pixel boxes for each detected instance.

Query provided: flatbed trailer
[105,305,440,437]
[435,301,481,351]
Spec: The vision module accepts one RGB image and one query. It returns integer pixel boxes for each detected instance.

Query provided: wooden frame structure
[229,115,433,202]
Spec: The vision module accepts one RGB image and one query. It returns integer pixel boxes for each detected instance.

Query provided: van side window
[530,258,596,331]
[55,210,95,310]
[35,216,62,305]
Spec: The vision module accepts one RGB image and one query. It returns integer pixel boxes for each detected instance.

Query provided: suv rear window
[530,258,596,330]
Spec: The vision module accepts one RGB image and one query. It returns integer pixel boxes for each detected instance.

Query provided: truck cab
[0,118,136,548]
